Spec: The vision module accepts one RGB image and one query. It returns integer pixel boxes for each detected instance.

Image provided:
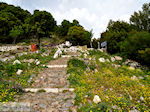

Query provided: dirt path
[15,56,77,112]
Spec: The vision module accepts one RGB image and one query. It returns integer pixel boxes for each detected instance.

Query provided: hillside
[0,1,150,112]
[67,49,150,111]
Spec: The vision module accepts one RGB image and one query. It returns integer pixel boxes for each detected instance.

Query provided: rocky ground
[15,52,79,112]
[1,44,149,112]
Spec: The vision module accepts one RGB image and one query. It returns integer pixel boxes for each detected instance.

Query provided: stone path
[15,55,77,112]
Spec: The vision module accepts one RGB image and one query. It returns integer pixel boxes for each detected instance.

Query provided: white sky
[0,0,149,38]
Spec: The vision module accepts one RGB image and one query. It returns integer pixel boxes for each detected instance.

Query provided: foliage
[9,25,24,44]
[56,19,87,43]
[79,102,111,112]
[26,10,56,45]
[67,26,92,46]
[68,58,87,69]
[130,3,150,32]
[107,20,132,32]
[120,31,150,65]
[138,48,150,65]
[67,59,87,85]
[101,20,132,54]
[0,2,91,46]
[101,3,150,66]
[91,38,100,49]
[56,19,73,36]
[89,49,110,59]
[29,10,56,35]
[0,2,31,43]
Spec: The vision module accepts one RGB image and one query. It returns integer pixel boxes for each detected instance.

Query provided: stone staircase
[15,56,77,112]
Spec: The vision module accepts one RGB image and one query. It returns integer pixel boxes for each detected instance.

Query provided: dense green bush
[68,58,87,70]
[67,26,92,46]
[120,31,150,65]
[101,3,150,66]
[138,48,150,65]
[79,102,111,112]
[0,2,91,45]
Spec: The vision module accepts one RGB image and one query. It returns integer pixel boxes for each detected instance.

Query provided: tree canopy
[0,2,91,45]
[101,2,150,65]
[0,2,31,43]
[130,3,150,32]
[67,26,92,46]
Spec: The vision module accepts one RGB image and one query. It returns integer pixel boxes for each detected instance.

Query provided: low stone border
[61,55,71,58]
[47,65,67,68]
[24,88,74,93]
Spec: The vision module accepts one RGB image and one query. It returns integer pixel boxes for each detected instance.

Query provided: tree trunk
[13,36,17,44]
[36,33,40,49]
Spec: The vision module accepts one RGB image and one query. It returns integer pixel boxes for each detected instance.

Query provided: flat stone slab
[24,88,74,93]
[61,55,71,58]
[47,65,67,68]
[62,55,79,57]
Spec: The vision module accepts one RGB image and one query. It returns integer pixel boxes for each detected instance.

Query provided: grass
[67,50,150,112]
[37,89,46,93]
[0,47,56,102]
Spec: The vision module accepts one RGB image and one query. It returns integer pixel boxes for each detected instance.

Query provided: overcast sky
[0,0,149,38]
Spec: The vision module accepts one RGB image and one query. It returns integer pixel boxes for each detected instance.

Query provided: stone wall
[0,45,29,52]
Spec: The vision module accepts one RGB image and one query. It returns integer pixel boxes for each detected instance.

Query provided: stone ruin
[0,45,30,62]
[0,45,29,52]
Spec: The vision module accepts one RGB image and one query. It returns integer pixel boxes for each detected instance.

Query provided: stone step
[15,91,76,112]
[47,65,67,68]
[24,88,74,93]
[40,75,67,79]
[62,55,79,57]
[46,70,65,72]
[36,72,66,77]
[32,82,70,88]
[61,55,72,58]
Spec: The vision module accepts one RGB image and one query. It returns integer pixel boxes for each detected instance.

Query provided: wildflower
[140,96,144,101]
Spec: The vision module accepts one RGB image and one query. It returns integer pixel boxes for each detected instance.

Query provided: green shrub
[68,58,87,70]
[120,31,150,65]
[88,64,96,71]
[68,73,81,86]
[37,89,46,93]
[67,59,87,86]
[138,48,150,65]
[89,50,110,60]
[79,102,111,112]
